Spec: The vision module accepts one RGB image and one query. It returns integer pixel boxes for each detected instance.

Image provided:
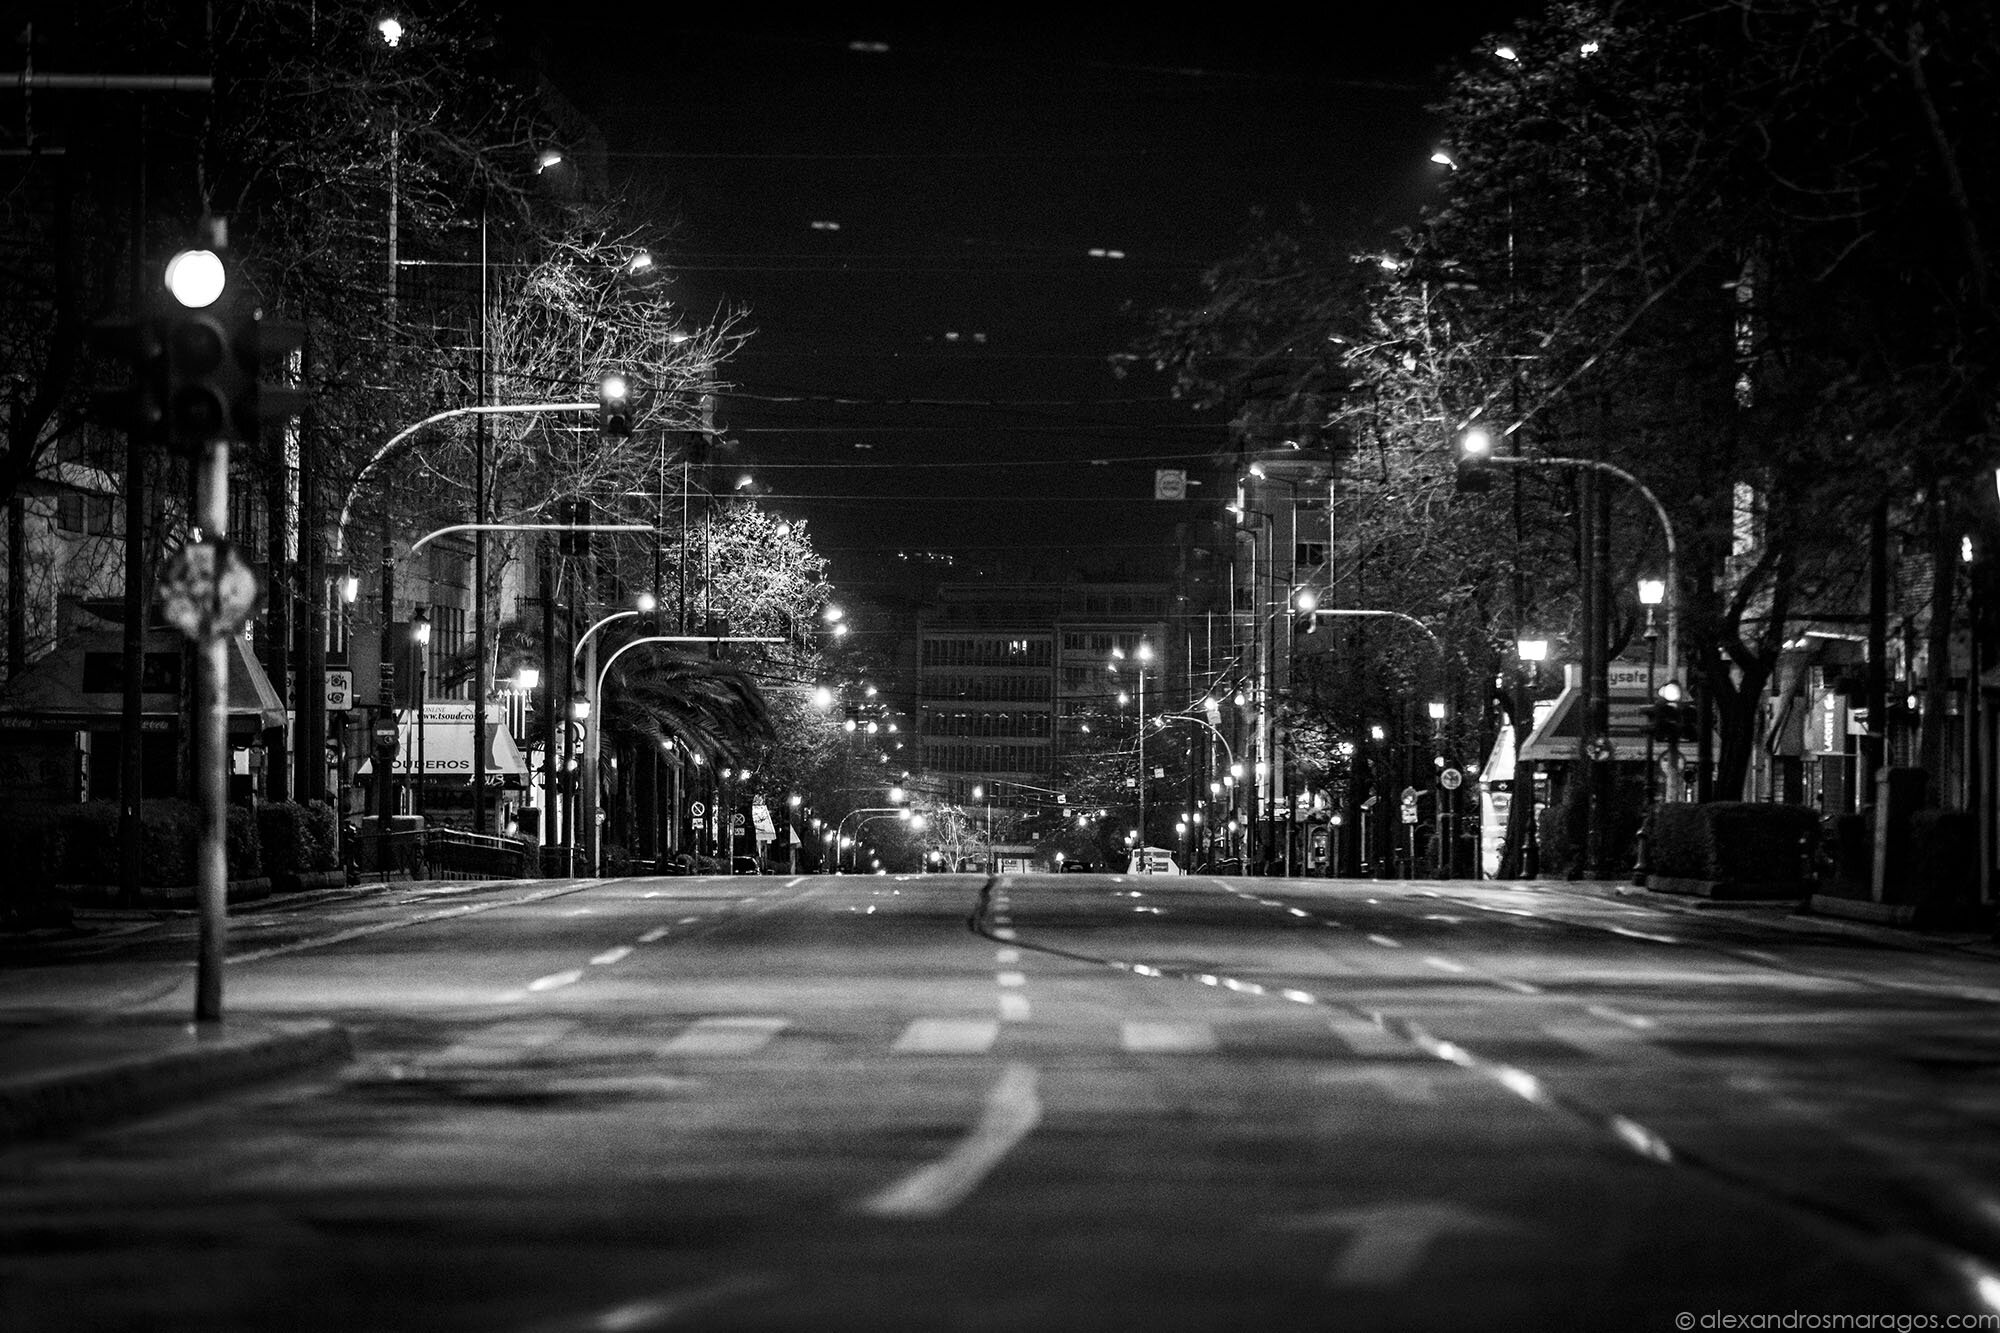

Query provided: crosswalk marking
[894,1019,1001,1054]
[659,1016,788,1056]
[1121,1020,1218,1053]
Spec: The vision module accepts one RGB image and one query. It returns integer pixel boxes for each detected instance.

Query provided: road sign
[1154,468,1187,501]
[157,537,263,640]
[1400,785,1419,824]
[325,668,353,712]
[689,800,707,817]
[370,716,399,756]
[1439,767,1463,791]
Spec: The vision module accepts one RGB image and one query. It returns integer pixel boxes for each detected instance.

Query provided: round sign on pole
[689,800,707,818]
[1439,767,1464,791]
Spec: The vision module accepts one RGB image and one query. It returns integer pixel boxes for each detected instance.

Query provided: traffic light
[597,372,633,439]
[83,316,167,439]
[558,497,594,556]
[158,241,305,455]
[1645,698,1697,744]
[1454,426,1495,494]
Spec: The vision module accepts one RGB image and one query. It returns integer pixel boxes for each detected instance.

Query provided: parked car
[731,856,763,874]
[1060,860,1094,872]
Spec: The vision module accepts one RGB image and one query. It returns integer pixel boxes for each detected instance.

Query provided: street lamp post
[410,608,430,820]
[972,784,993,873]
[1457,426,1681,686]
[1517,637,1549,879]
[585,633,783,875]
[1111,642,1153,868]
[1155,711,1238,870]
[1638,578,1665,806]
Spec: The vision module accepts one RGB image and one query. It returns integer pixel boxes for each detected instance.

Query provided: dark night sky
[518,9,1523,604]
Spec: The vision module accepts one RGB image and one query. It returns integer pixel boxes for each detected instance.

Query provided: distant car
[731,856,763,874]
[1060,861,1094,873]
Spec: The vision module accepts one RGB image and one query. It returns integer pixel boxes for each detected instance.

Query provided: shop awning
[0,627,285,733]
[1516,661,1662,763]
[357,700,529,777]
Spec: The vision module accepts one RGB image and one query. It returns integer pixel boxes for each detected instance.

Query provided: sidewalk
[0,878,418,1148]
[1551,877,2000,959]
[0,1014,351,1144]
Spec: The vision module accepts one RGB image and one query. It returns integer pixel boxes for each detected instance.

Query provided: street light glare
[599,372,629,403]
[1638,578,1666,606]
[1459,426,1494,458]
[376,16,404,45]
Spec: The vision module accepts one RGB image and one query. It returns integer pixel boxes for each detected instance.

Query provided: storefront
[0,628,286,806]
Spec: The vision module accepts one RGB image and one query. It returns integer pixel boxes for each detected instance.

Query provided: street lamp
[1639,577,1666,806]
[1110,642,1153,867]
[972,784,993,873]
[410,607,430,820]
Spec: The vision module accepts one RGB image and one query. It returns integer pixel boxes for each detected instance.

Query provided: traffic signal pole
[189,437,230,1021]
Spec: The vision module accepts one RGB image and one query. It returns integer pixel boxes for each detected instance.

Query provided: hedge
[1646,802,1818,898]
[51,799,263,887]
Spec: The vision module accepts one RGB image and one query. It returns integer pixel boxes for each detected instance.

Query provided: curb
[0,1019,353,1146]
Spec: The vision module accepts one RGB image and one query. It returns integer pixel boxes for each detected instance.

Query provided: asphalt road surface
[7,871,2000,1331]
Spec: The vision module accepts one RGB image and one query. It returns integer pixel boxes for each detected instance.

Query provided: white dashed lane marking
[638,926,671,943]
[590,946,632,966]
[857,1063,1042,1219]
[659,1016,788,1056]
[996,971,1026,988]
[1327,1014,1411,1056]
[998,993,1032,1022]
[527,969,584,993]
[1367,934,1403,949]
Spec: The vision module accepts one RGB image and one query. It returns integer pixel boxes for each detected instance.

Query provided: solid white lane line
[531,1274,776,1332]
[590,946,633,966]
[1121,1021,1218,1053]
[858,1063,1042,1219]
[1327,1014,1411,1056]
[229,881,611,964]
[638,927,671,943]
[894,1019,1001,1054]
[996,971,1026,987]
[998,993,1032,1022]
[660,1016,788,1056]
[527,969,585,992]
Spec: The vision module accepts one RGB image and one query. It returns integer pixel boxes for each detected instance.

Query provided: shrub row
[16,798,343,889]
